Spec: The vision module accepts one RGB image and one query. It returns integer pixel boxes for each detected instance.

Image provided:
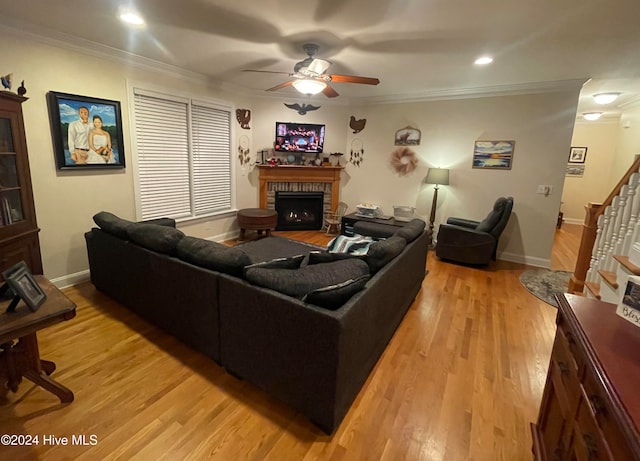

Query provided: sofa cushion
[176,236,251,277]
[245,258,370,298]
[243,254,306,274]
[327,234,375,255]
[302,274,371,310]
[307,250,366,265]
[128,223,185,255]
[393,219,426,243]
[365,236,407,273]
[353,221,398,239]
[93,211,135,239]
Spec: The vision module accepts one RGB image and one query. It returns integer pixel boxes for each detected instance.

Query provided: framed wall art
[47,91,125,170]
[568,146,587,164]
[566,164,585,177]
[394,126,421,146]
[472,140,515,170]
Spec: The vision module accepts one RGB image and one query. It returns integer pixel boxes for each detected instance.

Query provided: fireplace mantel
[258,165,343,212]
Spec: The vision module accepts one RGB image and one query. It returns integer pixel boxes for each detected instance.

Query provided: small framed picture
[394,126,421,146]
[569,147,587,164]
[2,261,46,312]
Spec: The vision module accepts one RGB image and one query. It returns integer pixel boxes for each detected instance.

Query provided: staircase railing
[568,156,640,294]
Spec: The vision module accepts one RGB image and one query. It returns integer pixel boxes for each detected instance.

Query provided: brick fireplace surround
[258,165,343,215]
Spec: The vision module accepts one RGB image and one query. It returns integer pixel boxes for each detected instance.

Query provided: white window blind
[133,89,233,221]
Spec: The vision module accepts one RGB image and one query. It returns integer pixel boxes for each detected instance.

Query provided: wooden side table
[0,275,76,403]
[237,208,278,241]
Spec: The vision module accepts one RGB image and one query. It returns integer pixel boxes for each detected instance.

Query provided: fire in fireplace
[275,191,324,230]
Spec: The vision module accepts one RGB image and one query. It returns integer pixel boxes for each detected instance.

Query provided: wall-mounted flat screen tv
[274,122,325,153]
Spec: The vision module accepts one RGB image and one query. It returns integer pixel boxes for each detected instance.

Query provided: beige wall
[346,92,580,266]
[561,122,619,224]
[561,104,640,225]
[3,27,582,286]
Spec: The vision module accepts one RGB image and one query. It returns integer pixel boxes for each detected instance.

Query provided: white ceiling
[2,0,640,118]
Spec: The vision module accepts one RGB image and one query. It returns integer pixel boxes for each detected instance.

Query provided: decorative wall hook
[349,116,366,133]
[284,103,320,115]
[236,109,251,129]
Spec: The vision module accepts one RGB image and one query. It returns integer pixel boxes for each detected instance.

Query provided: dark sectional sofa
[85,212,428,433]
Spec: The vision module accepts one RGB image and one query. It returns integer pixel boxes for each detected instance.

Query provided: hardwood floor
[0,226,580,460]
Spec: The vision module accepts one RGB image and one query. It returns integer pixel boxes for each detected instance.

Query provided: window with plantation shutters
[132,88,233,221]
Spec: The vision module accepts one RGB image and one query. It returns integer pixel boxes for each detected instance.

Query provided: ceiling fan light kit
[245,43,379,98]
[292,78,327,95]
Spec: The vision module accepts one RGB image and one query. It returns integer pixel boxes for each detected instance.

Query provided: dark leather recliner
[435,197,514,265]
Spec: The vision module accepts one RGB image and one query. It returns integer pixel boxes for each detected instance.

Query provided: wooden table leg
[15,334,74,403]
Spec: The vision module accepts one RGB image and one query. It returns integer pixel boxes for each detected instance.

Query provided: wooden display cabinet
[531,293,640,461]
[0,92,42,278]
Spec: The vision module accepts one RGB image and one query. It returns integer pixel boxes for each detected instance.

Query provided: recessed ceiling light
[120,12,145,25]
[474,56,494,65]
[583,112,603,121]
[593,92,621,105]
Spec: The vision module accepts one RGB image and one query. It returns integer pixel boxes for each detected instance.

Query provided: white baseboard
[50,269,91,289]
[498,251,551,268]
[204,230,240,242]
[562,218,583,225]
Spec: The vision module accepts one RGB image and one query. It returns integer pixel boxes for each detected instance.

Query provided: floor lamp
[425,167,450,247]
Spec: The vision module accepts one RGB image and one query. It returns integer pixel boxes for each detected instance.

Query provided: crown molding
[348,79,587,105]
[0,18,587,107]
[0,18,211,86]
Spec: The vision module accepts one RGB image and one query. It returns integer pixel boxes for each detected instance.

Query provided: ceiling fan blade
[243,69,291,75]
[322,85,339,98]
[266,81,294,92]
[329,74,380,85]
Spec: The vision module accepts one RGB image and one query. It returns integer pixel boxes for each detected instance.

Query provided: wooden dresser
[531,293,640,461]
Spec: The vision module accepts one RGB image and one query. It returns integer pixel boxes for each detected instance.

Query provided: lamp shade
[292,78,326,95]
[425,167,450,186]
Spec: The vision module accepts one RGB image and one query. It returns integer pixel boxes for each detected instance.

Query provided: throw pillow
[393,219,426,243]
[245,258,370,298]
[302,274,370,310]
[93,211,135,239]
[176,236,251,277]
[365,235,407,273]
[127,223,185,255]
[327,234,374,255]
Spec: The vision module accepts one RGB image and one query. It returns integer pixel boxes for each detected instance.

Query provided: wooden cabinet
[0,92,42,278]
[532,294,640,461]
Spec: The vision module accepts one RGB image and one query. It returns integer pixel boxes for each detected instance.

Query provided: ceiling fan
[244,43,380,98]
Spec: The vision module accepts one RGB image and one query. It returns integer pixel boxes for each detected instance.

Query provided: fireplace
[275,191,324,230]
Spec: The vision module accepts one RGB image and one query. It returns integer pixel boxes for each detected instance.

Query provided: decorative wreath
[390,147,418,175]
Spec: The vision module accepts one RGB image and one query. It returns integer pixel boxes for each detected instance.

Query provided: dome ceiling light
[583,112,603,121]
[593,92,621,105]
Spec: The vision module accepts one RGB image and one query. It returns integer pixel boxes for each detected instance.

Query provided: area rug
[519,269,572,308]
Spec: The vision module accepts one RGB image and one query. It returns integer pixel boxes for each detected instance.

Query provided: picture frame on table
[568,146,587,164]
[1,261,46,312]
[47,91,125,170]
